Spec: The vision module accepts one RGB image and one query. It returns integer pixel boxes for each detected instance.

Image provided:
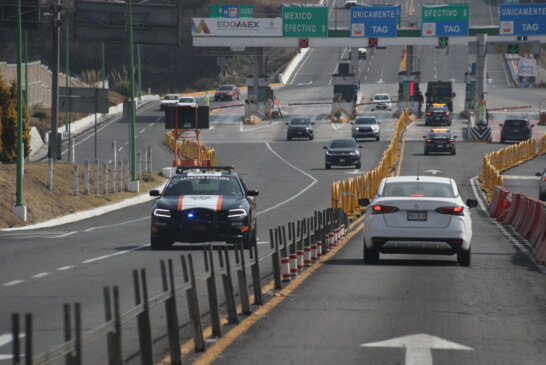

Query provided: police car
[149,166,258,250]
[423,129,457,155]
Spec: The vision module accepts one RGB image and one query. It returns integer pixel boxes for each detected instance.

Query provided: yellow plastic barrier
[331,108,414,216]
[164,131,217,166]
[480,135,545,202]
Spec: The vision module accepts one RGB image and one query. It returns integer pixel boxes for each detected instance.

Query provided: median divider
[331,108,415,217]
[164,130,217,166]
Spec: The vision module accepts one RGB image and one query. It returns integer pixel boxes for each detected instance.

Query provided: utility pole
[65,18,72,162]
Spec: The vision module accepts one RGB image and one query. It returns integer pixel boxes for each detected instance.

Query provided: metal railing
[10,208,350,365]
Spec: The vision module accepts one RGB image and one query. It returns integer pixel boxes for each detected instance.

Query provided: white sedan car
[160,94,179,111]
[358,176,478,266]
[371,93,392,111]
[177,96,198,107]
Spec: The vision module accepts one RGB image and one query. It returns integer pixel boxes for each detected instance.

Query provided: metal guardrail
[11,208,350,365]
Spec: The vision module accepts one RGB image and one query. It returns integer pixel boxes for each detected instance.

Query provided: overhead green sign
[239,5,253,18]
[282,6,328,37]
[209,5,223,18]
[422,4,469,36]
[209,4,253,18]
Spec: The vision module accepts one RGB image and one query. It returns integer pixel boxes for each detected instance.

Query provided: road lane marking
[81,244,148,264]
[32,272,51,278]
[84,216,148,232]
[56,266,74,271]
[257,143,317,216]
[3,280,25,287]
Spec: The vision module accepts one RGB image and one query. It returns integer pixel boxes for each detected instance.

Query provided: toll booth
[397,71,422,116]
[464,71,476,118]
[331,62,358,122]
[246,76,270,121]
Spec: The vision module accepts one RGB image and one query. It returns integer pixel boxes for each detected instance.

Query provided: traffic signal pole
[474,33,487,127]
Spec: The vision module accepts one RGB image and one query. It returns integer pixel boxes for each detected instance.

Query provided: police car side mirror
[358,198,370,206]
[350,121,354,125]
[466,199,478,208]
[453,136,458,139]
[149,190,160,197]
[323,146,328,150]
[423,136,427,138]
[247,189,259,197]
[358,145,363,149]
[378,121,382,124]
[499,124,503,127]
[285,122,289,125]
[535,172,541,177]
[531,124,534,128]
[311,122,315,125]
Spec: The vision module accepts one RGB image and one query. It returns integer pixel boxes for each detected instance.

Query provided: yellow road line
[396,139,406,177]
[157,222,364,365]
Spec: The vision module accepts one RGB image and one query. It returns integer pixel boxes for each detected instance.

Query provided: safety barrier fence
[164,131,217,166]
[480,133,546,202]
[487,186,546,266]
[10,208,349,365]
[331,108,415,216]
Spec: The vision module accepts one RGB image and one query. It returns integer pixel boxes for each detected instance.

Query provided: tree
[0,75,31,163]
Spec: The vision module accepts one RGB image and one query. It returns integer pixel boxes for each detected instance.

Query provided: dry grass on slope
[0,162,165,229]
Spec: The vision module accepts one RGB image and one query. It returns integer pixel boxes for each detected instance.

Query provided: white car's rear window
[381,182,455,198]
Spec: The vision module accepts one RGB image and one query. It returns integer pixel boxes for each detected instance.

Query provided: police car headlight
[153,208,171,218]
[228,208,247,218]
[354,127,360,131]
[371,125,379,131]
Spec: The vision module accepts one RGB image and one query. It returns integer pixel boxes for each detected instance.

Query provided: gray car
[351,116,381,141]
[536,168,546,201]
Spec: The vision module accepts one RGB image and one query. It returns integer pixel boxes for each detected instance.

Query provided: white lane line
[84,216,148,232]
[257,143,317,216]
[32,272,51,278]
[124,141,128,145]
[139,129,145,134]
[240,122,277,133]
[81,244,149,264]
[118,147,123,152]
[3,280,24,287]
[470,176,546,275]
[57,266,75,271]
[289,48,314,85]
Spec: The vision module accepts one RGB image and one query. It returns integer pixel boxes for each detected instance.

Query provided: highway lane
[209,127,546,365]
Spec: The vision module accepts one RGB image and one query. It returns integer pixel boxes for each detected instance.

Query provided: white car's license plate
[408,211,427,221]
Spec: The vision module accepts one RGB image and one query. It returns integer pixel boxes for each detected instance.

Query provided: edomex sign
[499,4,546,36]
[282,6,328,37]
[422,4,469,36]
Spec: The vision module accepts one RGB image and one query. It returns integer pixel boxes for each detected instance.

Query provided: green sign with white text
[282,6,328,37]
[422,4,469,22]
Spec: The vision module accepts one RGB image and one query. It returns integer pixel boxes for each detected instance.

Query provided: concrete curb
[0,182,167,231]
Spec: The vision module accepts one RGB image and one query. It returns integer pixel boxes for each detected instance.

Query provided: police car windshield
[163,175,243,198]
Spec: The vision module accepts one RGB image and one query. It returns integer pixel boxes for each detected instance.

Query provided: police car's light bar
[175,166,235,174]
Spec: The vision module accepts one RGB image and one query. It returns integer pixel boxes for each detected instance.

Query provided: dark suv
[286,118,315,140]
[324,138,362,169]
[499,119,533,143]
[425,103,452,126]
[149,166,258,250]
[423,128,457,155]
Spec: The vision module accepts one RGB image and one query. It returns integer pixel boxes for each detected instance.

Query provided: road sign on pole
[282,6,328,37]
[499,3,546,36]
[350,5,400,38]
[421,4,469,36]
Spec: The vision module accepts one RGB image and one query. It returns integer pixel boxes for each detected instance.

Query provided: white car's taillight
[435,206,464,216]
[228,208,247,218]
[371,205,399,214]
[153,209,171,218]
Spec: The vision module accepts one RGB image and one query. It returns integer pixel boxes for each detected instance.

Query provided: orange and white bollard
[289,252,298,278]
[304,244,312,266]
[316,240,323,259]
[281,254,291,282]
[340,224,346,241]
[310,240,317,264]
[297,247,304,272]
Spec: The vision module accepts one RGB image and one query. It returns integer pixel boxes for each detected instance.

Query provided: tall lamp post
[12,0,28,221]
[127,0,139,192]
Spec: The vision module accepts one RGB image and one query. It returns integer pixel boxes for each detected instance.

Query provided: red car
[214,84,240,101]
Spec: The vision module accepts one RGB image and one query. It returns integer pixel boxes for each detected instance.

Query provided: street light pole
[13,0,27,221]
[49,0,62,162]
[128,0,139,192]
